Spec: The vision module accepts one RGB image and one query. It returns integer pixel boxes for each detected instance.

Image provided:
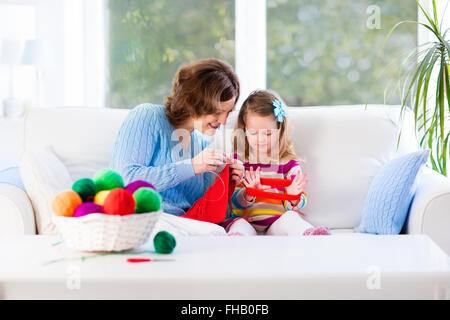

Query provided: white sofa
[1,105,450,253]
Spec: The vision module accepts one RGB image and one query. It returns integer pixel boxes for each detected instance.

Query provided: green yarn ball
[72,178,96,202]
[153,231,176,254]
[93,168,124,192]
[133,187,162,213]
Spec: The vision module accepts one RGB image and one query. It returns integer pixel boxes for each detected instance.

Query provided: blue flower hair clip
[272,99,287,123]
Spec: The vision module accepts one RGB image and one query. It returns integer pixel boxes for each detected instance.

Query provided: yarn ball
[73,202,103,218]
[94,190,111,205]
[52,190,83,217]
[153,231,176,254]
[125,180,156,194]
[94,190,111,206]
[93,168,124,192]
[133,187,162,213]
[103,188,136,216]
[72,178,96,202]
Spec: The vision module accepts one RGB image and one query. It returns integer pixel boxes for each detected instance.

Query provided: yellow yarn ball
[94,190,111,205]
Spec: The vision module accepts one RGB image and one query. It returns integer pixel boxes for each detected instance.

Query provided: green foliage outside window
[108,0,417,108]
[267,0,417,106]
[108,0,235,109]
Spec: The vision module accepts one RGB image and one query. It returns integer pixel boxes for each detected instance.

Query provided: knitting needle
[126,258,174,263]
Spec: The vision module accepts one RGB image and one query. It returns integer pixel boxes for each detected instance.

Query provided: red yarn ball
[103,188,135,216]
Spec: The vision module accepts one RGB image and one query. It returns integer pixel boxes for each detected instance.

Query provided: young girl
[223,90,330,236]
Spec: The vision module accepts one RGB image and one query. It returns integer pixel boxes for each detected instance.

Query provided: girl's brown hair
[164,58,240,126]
[235,90,299,163]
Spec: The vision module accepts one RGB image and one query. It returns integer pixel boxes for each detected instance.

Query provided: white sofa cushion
[20,146,73,234]
[218,105,419,229]
[282,105,419,229]
[24,107,129,182]
[0,118,23,171]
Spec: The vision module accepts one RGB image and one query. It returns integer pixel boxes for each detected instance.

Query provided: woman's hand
[286,170,308,196]
[242,166,271,201]
[229,158,244,185]
[191,148,227,175]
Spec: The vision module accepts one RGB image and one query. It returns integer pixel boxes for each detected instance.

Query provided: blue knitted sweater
[109,104,214,215]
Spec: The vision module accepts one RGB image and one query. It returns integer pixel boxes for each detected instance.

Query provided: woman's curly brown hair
[164,58,240,127]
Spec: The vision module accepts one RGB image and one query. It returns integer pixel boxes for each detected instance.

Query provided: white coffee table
[0,234,449,299]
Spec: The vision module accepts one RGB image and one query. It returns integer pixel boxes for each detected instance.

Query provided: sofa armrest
[0,183,36,235]
[405,167,450,254]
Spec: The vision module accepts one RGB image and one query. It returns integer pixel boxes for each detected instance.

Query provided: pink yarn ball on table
[73,202,104,217]
[125,180,156,194]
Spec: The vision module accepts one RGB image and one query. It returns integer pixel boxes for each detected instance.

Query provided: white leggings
[149,212,228,238]
[148,211,314,238]
[227,211,314,236]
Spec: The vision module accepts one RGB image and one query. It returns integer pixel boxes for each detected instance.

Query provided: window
[0,1,37,107]
[3,0,440,110]
[107,0,235,109]
[107,0,418,109]
[266,0,418,106]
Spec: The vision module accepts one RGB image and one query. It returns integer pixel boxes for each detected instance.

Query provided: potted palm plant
[385,0,449,176]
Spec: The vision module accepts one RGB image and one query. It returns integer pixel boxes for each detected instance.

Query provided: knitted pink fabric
[303,226,331,236]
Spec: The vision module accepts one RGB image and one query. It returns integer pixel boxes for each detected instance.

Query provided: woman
[109,58,244,235]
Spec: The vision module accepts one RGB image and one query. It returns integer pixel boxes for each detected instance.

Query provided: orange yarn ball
[103,188,136,216]
[94,190,111,205]
[52,190,83,217]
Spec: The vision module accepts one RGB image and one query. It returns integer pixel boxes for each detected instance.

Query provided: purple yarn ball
[125,180,156,194]
[73,202,104,218]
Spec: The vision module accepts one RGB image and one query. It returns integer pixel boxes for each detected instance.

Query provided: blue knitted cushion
[354,150,430,235]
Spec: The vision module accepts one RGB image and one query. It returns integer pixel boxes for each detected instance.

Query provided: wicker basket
[53,211,162,252]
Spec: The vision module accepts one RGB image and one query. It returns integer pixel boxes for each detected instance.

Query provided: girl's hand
[229,158,244,185]
[286,170,308,196]
[243,167,271,201]
[191,148,227,175]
